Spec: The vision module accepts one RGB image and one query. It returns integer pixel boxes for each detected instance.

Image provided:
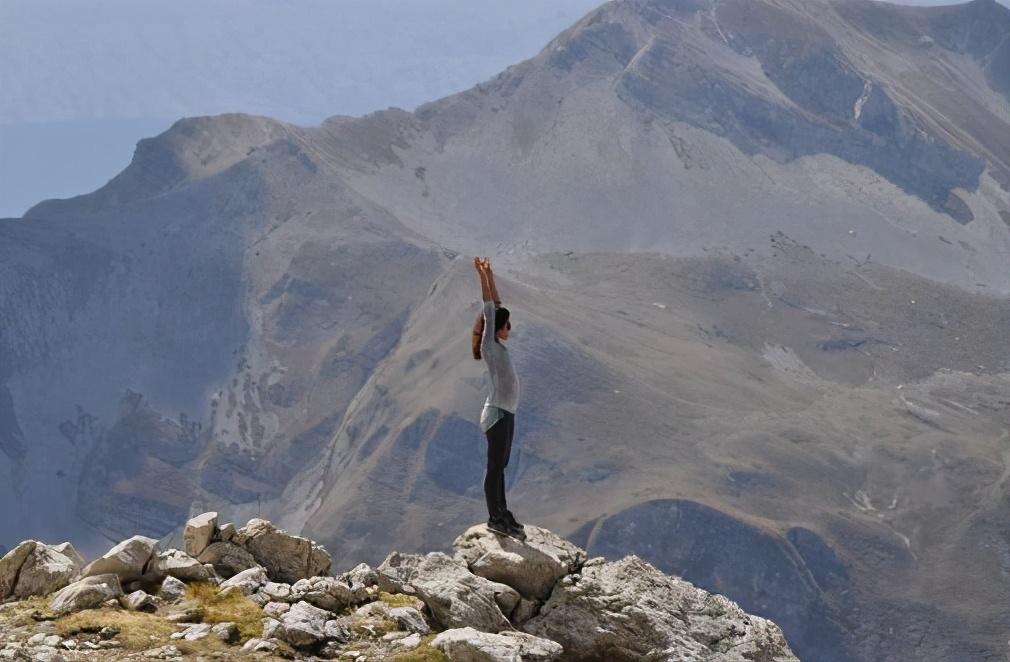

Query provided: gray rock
[232,518,331,583]
[453,524,586,601]
[150,549,211,583]
[323,617,351,643]
[510,597,540,627]
[524,556,799,661]
[50,543,86,574]
[211,621,240,643]
[260,581,293,602]
[432,627,563,662]
[0,541,37,599]
[122,590,158,613]
[267,600,331,648]
[81,536,160,583]
[217,522,236,542]
[263,601,291,618]
[183,512,218,558]
[378,552,515,632]
[389,606,430,634]
[339,563,378,588]
[51,574,124,615]
[217,565,267,595]
[292,576,360,612]
[196,542,257,578]
[170,623,212,641]
[157,576,187,602]
[7,542,80,599]
[240,638,279,654]
[393,632,423,649]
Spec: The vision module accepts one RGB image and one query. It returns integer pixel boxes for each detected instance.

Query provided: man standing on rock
[472,257,525,540]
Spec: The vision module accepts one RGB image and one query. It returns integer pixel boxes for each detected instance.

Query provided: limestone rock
[211,622,240,643]
[218,566,267,595]
[263,601,290,618]
[171,624,211,641]
[524,556,799,662]
[0,542,36,599]
[292,576,360,612]
[432,627,564,662]
[389,606,430,635]
[183,512,217,558]
[217,522,236,542]
[259,581,294,603]
[263,600,331,648]
[157,576,187,602]
[196,542,257,578]
[510,597,540,627]
[50,543,86,574]
[233,518,331,583]
[51,574,124,615]
[6,542,80,599]
[453,524,586,601]
[81,536,160,583]
[150,549,211,583]
[122,590,158,612]
[378,552,515,632]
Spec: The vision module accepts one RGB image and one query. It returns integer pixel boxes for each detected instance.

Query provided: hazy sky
[0,0,1005,217]
[0,0,602,217]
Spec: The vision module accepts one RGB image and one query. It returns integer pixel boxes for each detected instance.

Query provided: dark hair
[471,306,510,360]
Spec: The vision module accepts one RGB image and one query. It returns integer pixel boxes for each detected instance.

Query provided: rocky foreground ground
[0,513,798,661]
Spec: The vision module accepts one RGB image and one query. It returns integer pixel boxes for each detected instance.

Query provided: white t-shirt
[478,299,519,432]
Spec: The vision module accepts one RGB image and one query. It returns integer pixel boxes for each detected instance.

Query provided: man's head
[495,307,511,342]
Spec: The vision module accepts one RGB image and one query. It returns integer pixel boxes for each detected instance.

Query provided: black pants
[484,411,515,521]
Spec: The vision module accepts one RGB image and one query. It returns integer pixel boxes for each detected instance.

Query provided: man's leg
[498,412,514,512]
[484,418,508,521]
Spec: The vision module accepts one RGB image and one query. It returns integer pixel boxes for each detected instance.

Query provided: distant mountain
[3,1,1010,661]
[0,0,602,218]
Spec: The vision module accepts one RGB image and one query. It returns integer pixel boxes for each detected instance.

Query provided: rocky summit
[0,512,798,661]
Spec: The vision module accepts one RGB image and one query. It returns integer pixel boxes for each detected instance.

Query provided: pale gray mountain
[3,1,1010,661]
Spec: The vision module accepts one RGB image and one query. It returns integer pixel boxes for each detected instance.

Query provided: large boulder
[378,552,517,632]
[150,549,211,582]
[81,536,160,583]
[197,542,258,578]
[11,543,80,599]
[263,600,335,648]
[183,512,218,558]
[0,541,80,599]
[432,627,564,662]
[51,574,123,615]
[453,524,586,601]
[232,519,331,583]
[0,541,36,598]
[524,556,799,662]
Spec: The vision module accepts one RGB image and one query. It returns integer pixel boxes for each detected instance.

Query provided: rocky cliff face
[0,513,799,661]
[3,1,1010,661]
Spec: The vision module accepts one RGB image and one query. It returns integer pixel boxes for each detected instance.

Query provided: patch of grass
[389,634,450,662]
[56,608,176,650]
[378,592,421,608]
[185,582,263,641]
[2,596,53,627]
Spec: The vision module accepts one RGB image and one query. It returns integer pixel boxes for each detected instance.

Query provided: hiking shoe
[504,510,523,530]
[506,521,527,540]
[486,518,513,537]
